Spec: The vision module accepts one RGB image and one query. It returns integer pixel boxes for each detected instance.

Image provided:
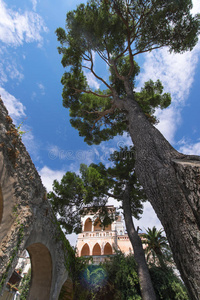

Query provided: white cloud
[0,46,24,85]
[134,202,162,233]
[37,82,45,95]
[138,39,200,144]
[0,0,48,47]
[6,61,24,81]
[85,72,100,90]
[155,107,182,144]
[0,1,48,86]
[65,232,77,247]
[39,166,65,192]
[31,0,38,11]
[0,62,7,84]
[0,87,26,123]
[191,0,200,15]
[21,127,42,162]
[178,140,200,156]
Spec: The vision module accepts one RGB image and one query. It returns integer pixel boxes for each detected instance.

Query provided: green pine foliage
[48,146,146,234]
[56,0,200,145]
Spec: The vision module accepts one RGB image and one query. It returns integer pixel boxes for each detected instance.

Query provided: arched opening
[0,184,3,225]
[84,218,92,232]
[81,243,90,256]
[26,243,52,299]
[104,243,112,255]
[92,243,101,256]
[58,278,73,300]
[0,250,31,299]
[94,218,101,231]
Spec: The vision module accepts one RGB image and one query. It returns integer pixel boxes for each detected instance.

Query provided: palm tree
[141,226,172,268]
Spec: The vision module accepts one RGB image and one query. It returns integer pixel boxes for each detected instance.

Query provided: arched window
[92,243,101,256]
[84,218,92,232]
[94,218,101,231]
[104,243,112,255]
[81,243,90,256]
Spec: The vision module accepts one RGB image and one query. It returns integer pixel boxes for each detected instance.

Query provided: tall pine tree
[56,1,200,298]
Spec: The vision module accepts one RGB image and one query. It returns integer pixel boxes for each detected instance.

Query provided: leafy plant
[19,268,31,300]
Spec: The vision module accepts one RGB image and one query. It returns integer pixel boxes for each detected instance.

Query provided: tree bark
[121,95,200,300]
[122,185,156,300]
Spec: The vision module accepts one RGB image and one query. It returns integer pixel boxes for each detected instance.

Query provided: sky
[1,0,200,246]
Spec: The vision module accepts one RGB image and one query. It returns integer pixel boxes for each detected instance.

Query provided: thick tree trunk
[122,186,156,300]
[122,96,200,300]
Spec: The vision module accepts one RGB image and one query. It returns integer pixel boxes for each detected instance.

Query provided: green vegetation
[71,250,189,300]
[56,2,200,297]
[19,268,31,300]
[141,226,172,267]
[0,224,24,293]
[56,0,199,145]
[149,266,189,300]
[48,146,146,234]
[48,146,156,298]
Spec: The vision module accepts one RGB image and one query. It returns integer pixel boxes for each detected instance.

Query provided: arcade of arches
[81,242,113,256]
[77,207,135,260]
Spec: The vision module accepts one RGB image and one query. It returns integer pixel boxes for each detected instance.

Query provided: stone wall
[0,98,72,300]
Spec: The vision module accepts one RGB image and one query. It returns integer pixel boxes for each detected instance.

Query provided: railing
[78,231,117,239]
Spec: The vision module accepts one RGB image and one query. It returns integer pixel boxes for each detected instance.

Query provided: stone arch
[26,243,52,300]
[81,243,90,256]
[92,243,101,256]
[58,278,73,300]
[0,184,3,225]
[84,218,92,232]
[94,218,101,231]
[104,243,112,255]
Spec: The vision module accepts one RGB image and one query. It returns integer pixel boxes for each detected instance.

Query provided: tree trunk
[122,95,200,300]
[122,186,156,300]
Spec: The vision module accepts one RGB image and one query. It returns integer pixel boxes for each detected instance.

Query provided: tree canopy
[56,1,200,298]
[56,0,199,145]
[48,146,146,234]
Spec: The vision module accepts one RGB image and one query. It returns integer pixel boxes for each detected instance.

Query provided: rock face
[0,99,72,300]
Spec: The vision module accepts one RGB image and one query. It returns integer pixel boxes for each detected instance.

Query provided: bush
[149,266,189,300]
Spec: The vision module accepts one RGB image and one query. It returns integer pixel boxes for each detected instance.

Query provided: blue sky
[1,0,200,245]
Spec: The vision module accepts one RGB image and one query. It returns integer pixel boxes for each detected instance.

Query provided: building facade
[76,206,133,264]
